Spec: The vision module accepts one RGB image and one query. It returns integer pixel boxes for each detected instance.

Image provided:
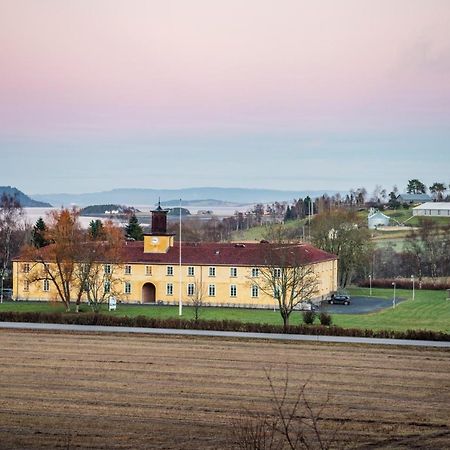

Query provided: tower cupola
[143,200,175,253]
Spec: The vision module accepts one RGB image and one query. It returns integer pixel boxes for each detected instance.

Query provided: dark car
[328,294,351,305]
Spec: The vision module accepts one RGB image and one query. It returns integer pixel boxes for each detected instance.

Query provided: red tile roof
[15,241,336,266]
[121,241,337,266]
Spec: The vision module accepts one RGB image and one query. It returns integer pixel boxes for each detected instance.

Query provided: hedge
[0,311,448,341]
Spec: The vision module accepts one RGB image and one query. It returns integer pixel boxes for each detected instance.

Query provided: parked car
[328,294,351,305]
[294,302,318,311]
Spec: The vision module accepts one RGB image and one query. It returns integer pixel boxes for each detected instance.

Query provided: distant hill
[161,199,243,207]
[0,186,52,207]
[32,187,341,207]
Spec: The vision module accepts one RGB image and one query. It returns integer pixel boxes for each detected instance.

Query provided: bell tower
[143,200,175,253]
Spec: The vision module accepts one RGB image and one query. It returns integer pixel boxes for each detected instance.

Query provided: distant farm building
[368,209,390,229]
[412,202,450,217]
[397,193,431,204]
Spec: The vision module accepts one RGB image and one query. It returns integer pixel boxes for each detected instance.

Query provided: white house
[368,208,390,229]
[412,202,450,217]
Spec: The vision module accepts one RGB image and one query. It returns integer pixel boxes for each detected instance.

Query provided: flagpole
[178,198,182,316]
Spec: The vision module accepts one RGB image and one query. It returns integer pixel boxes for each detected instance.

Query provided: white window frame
[251,267,259,278]
[104,281,111,294]
[208,267,216,277]
[166,283,173,296]
[208,284,216,297]
[124,282,131,294]
[187,266,195,277]
[230,284,237,297]
[167,266,174,276]
[230,267,237,277]
[273,268,281,278]
[187,283,195,296]
[43,279,50,292]
[104,264,112,275]
[22,263,30,273]
[124,265,132,275]
[251,285,259,298]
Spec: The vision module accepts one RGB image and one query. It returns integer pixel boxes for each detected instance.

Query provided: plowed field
[0,330,449,449]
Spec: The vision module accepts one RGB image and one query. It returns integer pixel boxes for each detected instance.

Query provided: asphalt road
[0,321,448,348]
[319,296,405,314]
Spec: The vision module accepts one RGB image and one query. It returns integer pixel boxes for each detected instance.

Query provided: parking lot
[319,296,406,314]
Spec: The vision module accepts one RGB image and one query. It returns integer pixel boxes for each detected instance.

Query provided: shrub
[302,310,316,325]
[319,312,332,326]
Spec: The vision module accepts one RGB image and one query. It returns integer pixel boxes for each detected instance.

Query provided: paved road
[319,296,406,314]
[1,321,448,348]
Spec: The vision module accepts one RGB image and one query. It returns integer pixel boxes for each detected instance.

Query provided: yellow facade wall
[13,258,337,308]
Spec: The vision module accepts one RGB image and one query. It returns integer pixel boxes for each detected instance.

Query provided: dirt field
[0,330,449,449]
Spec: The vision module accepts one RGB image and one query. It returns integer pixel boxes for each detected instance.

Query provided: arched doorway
[142,283,156,303]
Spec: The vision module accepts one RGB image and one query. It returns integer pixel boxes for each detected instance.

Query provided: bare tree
[233,368,346,450]
[24,208,84,311]
[188,277,206,321]
[74,221,125,312]
[252,243,319,330]
[25,209,124,312]
[0,194,25,302]
[311,210,373,288]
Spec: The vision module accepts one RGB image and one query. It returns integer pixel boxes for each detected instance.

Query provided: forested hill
[0,186,52,207]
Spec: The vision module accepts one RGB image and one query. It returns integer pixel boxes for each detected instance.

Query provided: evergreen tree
[125,214,144,241]
[88,219,104,239]
[284,206,293,222]
[31,217,48,248]
[406,179,427,194]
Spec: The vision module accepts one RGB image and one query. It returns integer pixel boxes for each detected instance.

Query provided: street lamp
[392,282,396,309]
[369,275,372,297]
[411,275,415,300]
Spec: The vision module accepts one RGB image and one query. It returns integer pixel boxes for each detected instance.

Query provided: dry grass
[0,330,449,449]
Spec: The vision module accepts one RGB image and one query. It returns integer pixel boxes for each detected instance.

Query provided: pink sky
[1,1,450,194]
[1,0,449,136]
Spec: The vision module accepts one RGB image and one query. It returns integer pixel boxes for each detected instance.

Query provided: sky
[1,0,449,195]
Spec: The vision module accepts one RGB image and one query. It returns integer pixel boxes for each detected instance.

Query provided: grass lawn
[1,287,449,333]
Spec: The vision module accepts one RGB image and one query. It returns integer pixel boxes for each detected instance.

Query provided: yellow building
[13,206,338,308]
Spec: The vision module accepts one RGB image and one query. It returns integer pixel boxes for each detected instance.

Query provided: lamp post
[392,282,396,309]
[411,275,415,300]
[369,275,372,297]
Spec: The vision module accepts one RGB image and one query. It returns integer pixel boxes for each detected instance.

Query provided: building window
[145,265,152,276]
[230,285,237,297]
[23,280,29,291]
[124,282,131,294]
[273,268,281,278]
[167,266,174,276]
[251,285,259,298]
[104,264,111,274]
[124,265,132,275]
[251,267,259,278]
[166,283,173,296]
[230,267,237,277]
[22,263,30,273]
[104,281,111,294]
[188,266,195,276]
[209,267,216,277]
[187,283,195,296]
[43,279,50,292]
[208,284,216,296]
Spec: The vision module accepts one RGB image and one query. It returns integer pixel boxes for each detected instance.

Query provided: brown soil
[0,330,449,449]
